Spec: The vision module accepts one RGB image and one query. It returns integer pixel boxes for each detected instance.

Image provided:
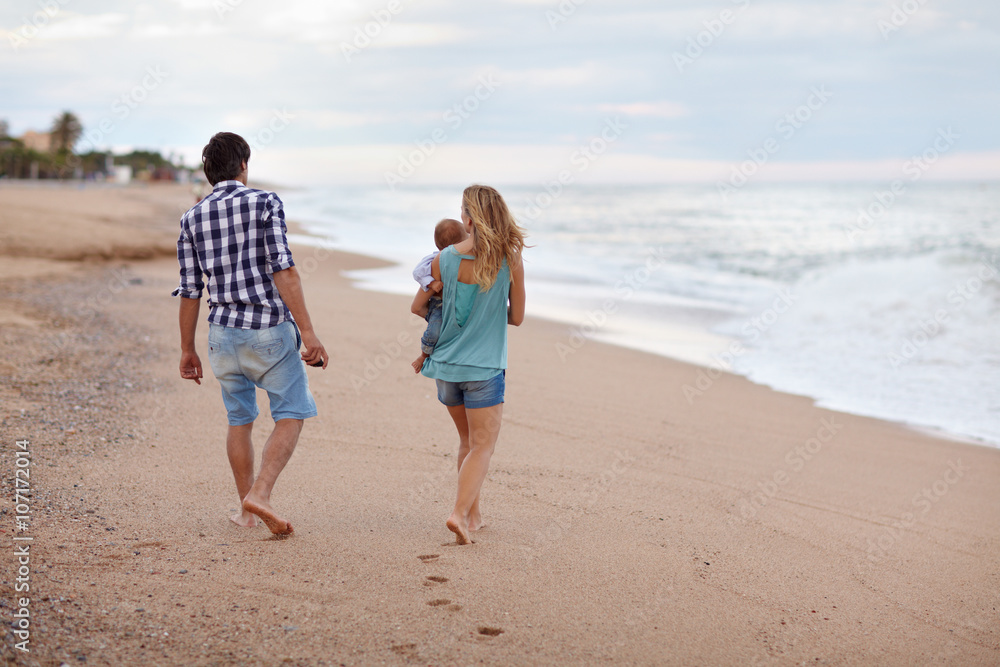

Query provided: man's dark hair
[201,132,250,185]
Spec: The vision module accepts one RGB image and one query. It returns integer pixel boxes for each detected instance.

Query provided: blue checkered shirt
[172,180,295,329]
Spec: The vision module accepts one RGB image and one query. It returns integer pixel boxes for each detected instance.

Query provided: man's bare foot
[446,514,472,545]
[411,353,428,373]
[242,496,293,535]
[229,509,259,528]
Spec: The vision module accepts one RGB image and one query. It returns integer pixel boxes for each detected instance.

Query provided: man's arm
[174,219,205,384]
[178,297,203,384]
[273,266,329,369]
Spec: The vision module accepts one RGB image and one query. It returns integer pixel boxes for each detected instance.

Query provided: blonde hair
[462,185,526,291]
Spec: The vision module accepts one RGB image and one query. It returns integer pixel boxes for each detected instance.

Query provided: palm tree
[50,111,82,154]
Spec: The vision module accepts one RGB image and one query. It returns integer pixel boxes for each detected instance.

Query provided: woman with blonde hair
[417,184,526,544]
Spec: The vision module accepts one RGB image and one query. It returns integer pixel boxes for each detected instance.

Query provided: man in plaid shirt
[173,132,327,536]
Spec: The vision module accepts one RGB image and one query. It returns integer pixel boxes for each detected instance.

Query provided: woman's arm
[508,254,525,326]
[411,285,433,317]
[411,282,442,317]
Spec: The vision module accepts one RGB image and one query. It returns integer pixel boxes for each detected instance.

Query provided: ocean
[281,182,1000,448]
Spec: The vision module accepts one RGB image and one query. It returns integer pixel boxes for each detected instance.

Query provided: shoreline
[285,220,1000,451]
[1,183,998,664]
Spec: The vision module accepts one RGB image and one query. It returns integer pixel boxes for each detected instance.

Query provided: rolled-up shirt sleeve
[263,194,295,272]
[171,227,204,299]
[413,252,437,291]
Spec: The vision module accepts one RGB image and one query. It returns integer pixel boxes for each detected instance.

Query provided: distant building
[113,165,133,184]
[21,130,52,153]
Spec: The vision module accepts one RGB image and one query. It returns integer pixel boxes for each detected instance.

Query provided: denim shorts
[436,370,505,409]
[207,320,317,426]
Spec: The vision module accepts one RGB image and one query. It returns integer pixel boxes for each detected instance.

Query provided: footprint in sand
[427,599,463,611]
[422,575,449,588]
[417,554,440,563]
[477,626,504,637]
[390,643,418,658]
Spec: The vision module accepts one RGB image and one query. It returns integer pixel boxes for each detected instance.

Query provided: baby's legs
[411,352,429,373]
[413,299,443,373]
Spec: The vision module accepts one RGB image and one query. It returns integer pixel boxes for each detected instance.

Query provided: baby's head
[434,218,467,250]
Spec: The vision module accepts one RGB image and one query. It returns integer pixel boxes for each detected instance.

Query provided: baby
[411,218,468,373]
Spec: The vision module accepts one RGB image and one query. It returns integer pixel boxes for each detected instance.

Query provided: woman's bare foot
[229,509,259,527]
[446,513,472,545]
[412,353,428,373]
[242,496,293,535]
[468,513,485,532]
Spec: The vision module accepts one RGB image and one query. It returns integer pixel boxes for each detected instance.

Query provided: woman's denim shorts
[207,321,317,426]
[436,370,505,409]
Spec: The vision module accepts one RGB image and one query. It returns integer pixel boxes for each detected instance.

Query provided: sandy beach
[1,182,998,666]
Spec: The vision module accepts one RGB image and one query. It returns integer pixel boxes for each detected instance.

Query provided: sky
[2,0,999,186]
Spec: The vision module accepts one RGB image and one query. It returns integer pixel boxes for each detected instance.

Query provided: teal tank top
[421,246,510,382]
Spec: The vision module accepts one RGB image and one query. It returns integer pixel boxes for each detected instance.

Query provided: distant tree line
[0,111,188,180]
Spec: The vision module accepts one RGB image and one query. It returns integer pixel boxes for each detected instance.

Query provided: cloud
[373,22,466,48]
[129,21,225,39]
[165,0,223,9]
[195,144,1000,188]
[2,1,997,175]
[597,102,689,119]
[499,62,605,88]
[30,12,128,41]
